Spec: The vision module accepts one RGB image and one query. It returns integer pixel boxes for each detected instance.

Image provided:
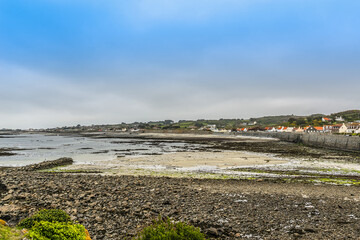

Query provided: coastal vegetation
[1,209,90,240]
[134,217,206,240]
[1,210,207,240]
[0,224,23,240]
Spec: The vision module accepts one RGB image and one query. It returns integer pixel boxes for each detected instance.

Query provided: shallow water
[0,134,201,166]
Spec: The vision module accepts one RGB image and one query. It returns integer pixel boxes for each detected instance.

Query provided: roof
[323,117,331,121]
[314,127,323,131]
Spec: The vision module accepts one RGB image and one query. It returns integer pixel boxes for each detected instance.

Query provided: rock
[207,227,219,236]
[1,162,360,240]
[0,182,7,195]
[2,194,12,201]
[19,158,73,171]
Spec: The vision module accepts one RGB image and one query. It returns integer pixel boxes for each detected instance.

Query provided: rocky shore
[1,133,360,239]
[1,168,360,239]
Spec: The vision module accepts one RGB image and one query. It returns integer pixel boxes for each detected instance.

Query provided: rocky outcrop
[19,158,73,171]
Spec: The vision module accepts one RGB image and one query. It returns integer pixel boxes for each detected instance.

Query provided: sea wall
[236,132,360,152]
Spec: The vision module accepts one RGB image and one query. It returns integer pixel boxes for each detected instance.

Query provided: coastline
[1,132,360,239]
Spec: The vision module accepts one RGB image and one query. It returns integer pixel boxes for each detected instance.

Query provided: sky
[0,0,360,129]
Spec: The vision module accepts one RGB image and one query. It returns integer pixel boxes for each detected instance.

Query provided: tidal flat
[50,132,360,186]
[1,132,360,239]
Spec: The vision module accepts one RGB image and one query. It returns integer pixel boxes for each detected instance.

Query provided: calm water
[0,134,200,166]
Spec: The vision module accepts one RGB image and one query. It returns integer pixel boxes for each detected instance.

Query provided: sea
[0,134,199,167]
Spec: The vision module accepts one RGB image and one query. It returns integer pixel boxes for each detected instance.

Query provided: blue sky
[0,0,359,128]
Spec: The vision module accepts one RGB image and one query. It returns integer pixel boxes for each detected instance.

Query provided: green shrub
[135,217,207,240]
[0,224,24,240]
[26,221,86,240]
[18,209,71,229]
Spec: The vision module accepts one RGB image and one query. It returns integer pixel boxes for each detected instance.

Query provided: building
[305,126,318,133]
[322,117,332,122]
[346,123,360,133]
[205,125,217,131]
[314,127,324,132]
[294,127,304,133]
[265,127,277,132]
[284,127,294,132]
[323,125,333,133]
[339,123,348,133]
[248,121,257,126]
[335,116,345,122]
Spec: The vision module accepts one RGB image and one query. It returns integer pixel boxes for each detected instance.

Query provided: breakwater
[236,132,360,152]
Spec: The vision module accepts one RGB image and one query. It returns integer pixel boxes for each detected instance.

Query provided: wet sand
[60,150,288,173]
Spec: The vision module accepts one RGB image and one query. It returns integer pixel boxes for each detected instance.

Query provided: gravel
[1,169,360,239]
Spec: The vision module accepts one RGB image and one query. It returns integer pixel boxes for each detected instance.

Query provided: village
[206,116,360,134]
[8,111,360,136]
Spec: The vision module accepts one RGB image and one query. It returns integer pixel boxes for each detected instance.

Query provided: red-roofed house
[314,127,324,132]
[322,117,332,122]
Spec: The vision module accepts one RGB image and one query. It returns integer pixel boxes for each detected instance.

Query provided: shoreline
[1,132,360,239]
[1,170,360,239]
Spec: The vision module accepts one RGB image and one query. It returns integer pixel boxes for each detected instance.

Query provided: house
[294,127,304,133]
[335,116,345,122]
[214,129,231,133]
[237,128,248,132]
[276,126,284,132]
[323,125,343,133]
[265,127,276,132]
[322,117,332,122]
[314,127,324,132]
[269,127,277,132]
[346,123,360,133]
[331,124,342,133]
[323,125,333,133]
[339,123,348,133]
[284,127,294,132]
[206,125,217,131]
[305,126,318,133]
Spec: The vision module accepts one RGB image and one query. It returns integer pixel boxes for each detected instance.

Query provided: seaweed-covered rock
[19,158,73,171]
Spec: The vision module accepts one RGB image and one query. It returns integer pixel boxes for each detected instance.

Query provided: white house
[294,127,304,133]
[335,116,345,122]
[206,125,217,131]
[339,123,348,133]
[346,123,360,133]
[284,127,294,133]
